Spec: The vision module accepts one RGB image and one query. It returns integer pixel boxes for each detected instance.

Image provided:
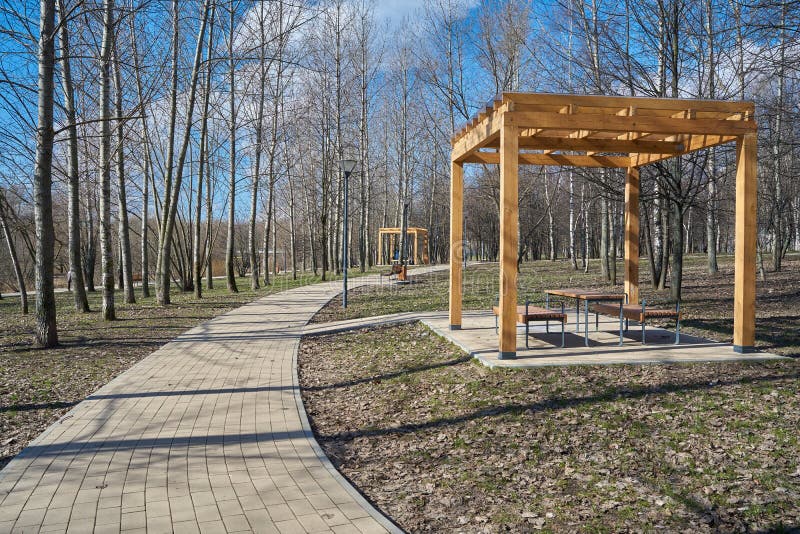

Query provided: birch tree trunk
[250,5,268,290]
[156,0,211,304]
[225,0,238,293]
[0,193,27,314]
[194,3,215,298]
[57,0,89,312]
[130,10,152,298]
[99,0,116,320]
[113,40,135,304]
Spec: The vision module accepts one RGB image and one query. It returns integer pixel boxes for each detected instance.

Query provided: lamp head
[338,158,358,174]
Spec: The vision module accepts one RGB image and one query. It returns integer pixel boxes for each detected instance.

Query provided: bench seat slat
[492,305,568,323]
[593,303,680,323]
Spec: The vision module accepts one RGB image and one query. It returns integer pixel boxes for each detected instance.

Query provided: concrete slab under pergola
[447,92,758,359]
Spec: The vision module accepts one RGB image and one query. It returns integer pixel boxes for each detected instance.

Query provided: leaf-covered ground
[299,323,800,533]
[313,254,800,357]
[0,270,374,472]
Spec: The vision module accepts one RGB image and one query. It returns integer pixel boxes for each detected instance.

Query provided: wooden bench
[492,301,567,348]
[592,300,681,344]
[380,264,404,282]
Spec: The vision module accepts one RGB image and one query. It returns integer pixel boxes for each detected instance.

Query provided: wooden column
[624,166,640,304]
[449,160,464,329]
[498,119,519,358]
[734,133,757,352]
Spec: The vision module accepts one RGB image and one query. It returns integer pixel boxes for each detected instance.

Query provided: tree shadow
[320,368,800,442]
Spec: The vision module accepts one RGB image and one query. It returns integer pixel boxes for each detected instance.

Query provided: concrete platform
[423,312,787,368]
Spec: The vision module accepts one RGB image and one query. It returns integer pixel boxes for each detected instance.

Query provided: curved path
[0,267,446,534]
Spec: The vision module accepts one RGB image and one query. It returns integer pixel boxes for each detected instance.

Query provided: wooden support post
[498,119,519,358]
[734,133,757,352]
[624,166,640,304]
[449,160,464,329]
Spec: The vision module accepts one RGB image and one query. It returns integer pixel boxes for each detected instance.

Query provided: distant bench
[492,301,567,348]
[592,300,681,344]
[380,264,404,282]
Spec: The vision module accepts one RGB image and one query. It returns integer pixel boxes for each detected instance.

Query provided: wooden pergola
[378,227,430,265]
[448,93,758,359]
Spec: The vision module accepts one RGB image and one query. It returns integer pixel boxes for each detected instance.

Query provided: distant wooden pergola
[448,93,758,359]
[378,227,430,265]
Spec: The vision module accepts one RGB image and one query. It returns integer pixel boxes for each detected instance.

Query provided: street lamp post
[339,159,358,308]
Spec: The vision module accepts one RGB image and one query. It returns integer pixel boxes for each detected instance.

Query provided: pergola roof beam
[463,151,630,168]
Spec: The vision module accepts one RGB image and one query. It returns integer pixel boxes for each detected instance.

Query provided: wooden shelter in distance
[448,92,758,359]
[378,227,430,265]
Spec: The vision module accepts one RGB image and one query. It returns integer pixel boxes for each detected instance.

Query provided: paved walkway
[0,267,444,534]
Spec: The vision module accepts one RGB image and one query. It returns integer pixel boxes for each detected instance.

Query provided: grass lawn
[0,269,375,471]
[299,323,800,533]
[315,253,800,357]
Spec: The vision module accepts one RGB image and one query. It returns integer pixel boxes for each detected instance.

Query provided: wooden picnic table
[544,288,625,346]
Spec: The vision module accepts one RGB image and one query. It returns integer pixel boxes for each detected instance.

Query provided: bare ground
[299,322,800,533]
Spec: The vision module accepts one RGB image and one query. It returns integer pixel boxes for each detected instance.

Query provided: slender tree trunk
[156,0,180,303]
[130,11,152,298]
[658,204,670,290]
[671,201,684,301]
[707,158,719,273]
[772,2,786,272]
[610,201,617,285]
[206,151,214,289]
[546,175,556,261]
[194,4,215,298]
[569,169,577,269]
[157,0,211,304]
[56,0,90,312]
[113,41,135,304]
[83,186,96,291]
[249,8,267,290]
[225,0,238,293]
[99,0,116,320]
[600,195,610,280]
[0,195,27,314]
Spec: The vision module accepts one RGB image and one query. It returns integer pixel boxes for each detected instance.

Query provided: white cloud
[372,0,426,29]
[371,0,478,30]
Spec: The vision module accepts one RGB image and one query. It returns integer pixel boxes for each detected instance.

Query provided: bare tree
[113,37,135,304]
[56,0,90,312]
[0,191,27,314]
[99,0,116,320]
[225,0,239,293]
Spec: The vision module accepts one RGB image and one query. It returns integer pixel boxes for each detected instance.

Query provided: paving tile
[275,518,305,533]
[121,510,146,531]
[15,507,48,526]
[222,513,251,532]
[352,517,387,534]
[41,506,72,527]
[173,520,201,534]
[198,520,226,534]
[287,498,316,517]
[95,506,121,526]
[337,502,371,521]
[39,522,68,534]
[318,507,351,527]
[65,517,94,533]
[94,522,122,534]
[266,503,295,523]
[146,513,174,533]
[297,512,331,533]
